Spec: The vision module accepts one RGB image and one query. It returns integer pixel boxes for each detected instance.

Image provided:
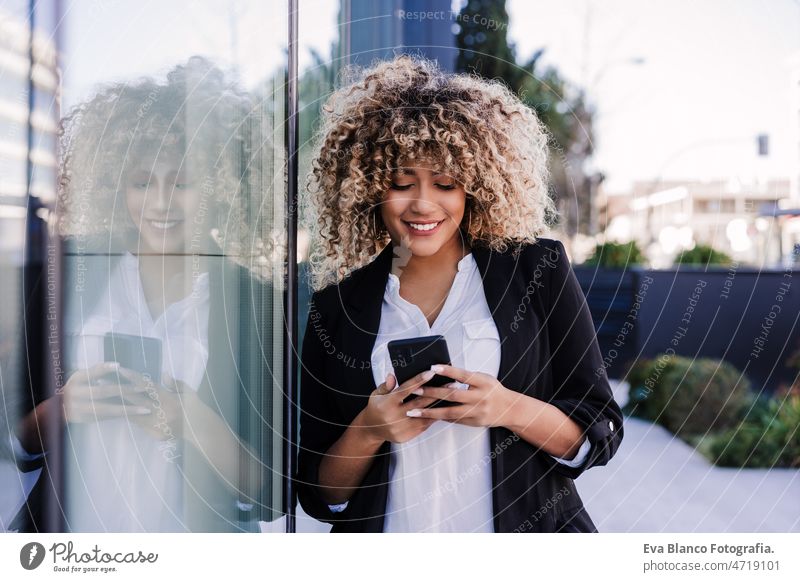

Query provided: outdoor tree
[454,0,596,239]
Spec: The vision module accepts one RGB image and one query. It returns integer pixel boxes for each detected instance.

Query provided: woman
[12,57,278,532]
[296,56,623,533]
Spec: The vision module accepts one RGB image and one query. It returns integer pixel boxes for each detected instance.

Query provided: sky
[505,0,800,192]
[54,0,800,194]
[299,0,800,193]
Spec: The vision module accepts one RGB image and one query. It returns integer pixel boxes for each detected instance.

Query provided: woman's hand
[411,364,518,428]
[61,362,153,422]
[112,369,201,442]
[64,364,199,442]
[15,362,155,454]
[354,369,440,444]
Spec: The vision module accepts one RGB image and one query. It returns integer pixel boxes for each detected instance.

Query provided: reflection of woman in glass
[297,56,623,532]
[13,57,275,532]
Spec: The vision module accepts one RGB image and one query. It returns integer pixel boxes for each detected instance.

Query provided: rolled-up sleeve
[550,436,591,468]
[543,240,624,480]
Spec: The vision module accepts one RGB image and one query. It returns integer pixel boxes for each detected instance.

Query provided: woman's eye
[132,181,150,189]
[390,182,413,191]
[174,182,190,190]
[436,183,456,190]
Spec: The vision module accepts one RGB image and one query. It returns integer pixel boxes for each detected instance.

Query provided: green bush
[709,394,800,468]
[583,241,645,268]
[624,354,750,437]
[625,356,676,421]
[660,357,751,437]
[674,244,732,266]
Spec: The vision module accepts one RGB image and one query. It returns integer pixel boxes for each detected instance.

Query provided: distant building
[790,51,800,202]
[601,178,792,267]
[340,0,456,72]
[0,6,59,263]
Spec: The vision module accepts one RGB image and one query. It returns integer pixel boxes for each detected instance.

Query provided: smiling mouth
[404,220,444,232]
[145,219,183,230]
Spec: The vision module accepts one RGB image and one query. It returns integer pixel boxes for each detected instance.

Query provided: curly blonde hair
[56,56,274,278]
[306,55,557,291]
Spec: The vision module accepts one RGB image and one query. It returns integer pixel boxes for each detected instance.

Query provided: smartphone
[387,335,459,408]
[103,332,163,382]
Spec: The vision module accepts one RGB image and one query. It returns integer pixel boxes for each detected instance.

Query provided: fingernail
[430,364,444,374]
[412,388,424,396]
[421,370,435,381]
[406,409,422,417]
[107,362,120,369]
[133,407,151,414]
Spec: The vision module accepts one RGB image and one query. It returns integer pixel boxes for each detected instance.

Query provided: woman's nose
[148,180,172,212]
[409,183,438,212]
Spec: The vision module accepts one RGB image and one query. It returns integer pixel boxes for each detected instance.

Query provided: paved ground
[578,415,800,533]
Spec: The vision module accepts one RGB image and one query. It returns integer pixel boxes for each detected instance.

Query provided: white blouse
[329,251,590,532]
[13,253,211,531]
[67,253,211,531]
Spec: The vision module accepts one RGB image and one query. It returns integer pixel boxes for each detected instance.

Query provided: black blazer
[295,237,624,532]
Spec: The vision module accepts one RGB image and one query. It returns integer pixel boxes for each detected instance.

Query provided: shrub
[658,357,750,437]
[624,354,750,438]
[625,355,676,422]
[583,241,645,268]
[709,394,800,468]
[674,244,732,266]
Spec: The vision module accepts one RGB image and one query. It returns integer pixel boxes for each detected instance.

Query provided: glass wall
[0,0,61,532]
[2,0,290,532]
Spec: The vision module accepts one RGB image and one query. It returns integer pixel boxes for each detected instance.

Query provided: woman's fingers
[66,401,152,422]
[415,386,472,405]
[428,364,482,386]
[376,372,399,395]
[67,379,148,401]
[67,362,121,386]
[405,404,469,421]
[406,395,439,409]
[395,369,435,397]
[114,390,153,408]
[115,366,157,388]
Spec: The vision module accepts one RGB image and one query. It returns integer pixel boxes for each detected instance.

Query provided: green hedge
[708,393,800,468]
[626,354,800,468]
[626,354,750,438]
[674,244,732,266]
[583,241,645,268]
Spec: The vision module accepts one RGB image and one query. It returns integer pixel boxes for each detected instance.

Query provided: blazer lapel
[325,244,395,416]
[344,242,395,323]
[472,244,525,391]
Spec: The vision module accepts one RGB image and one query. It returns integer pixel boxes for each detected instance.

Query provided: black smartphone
[103,332,163,382]
[387,335,459,408]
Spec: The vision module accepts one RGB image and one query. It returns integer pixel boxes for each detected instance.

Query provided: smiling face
[124,154,207,254]
[380,159,468,258]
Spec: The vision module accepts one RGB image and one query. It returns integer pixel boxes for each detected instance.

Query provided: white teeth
[408,221,440,231]
[148,220,180,230]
